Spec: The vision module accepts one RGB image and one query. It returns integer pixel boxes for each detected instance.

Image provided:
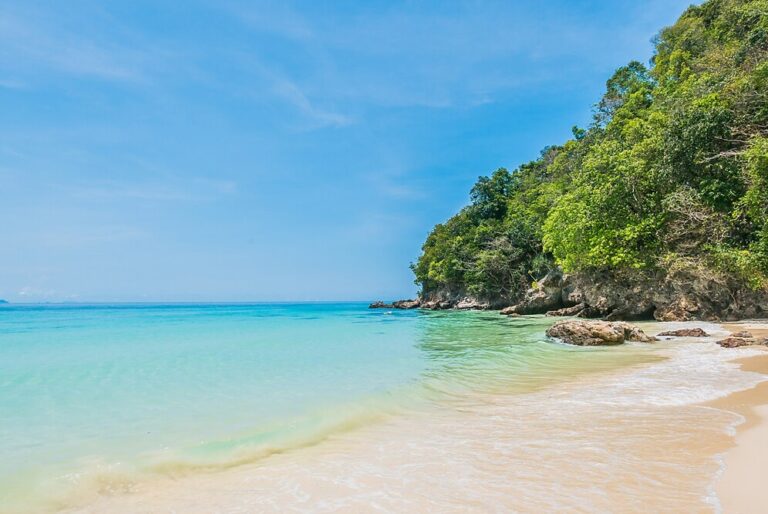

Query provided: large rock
[546,303,586,317]
[369,301,394,309]
[657,328,709,337]
[504,270,567,315]
[392,299,420,309]
[546,320,657,346]
[717,336,768,348]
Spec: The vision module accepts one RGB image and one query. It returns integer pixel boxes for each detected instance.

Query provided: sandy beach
[713,351,768,514]
[50,320,768,514]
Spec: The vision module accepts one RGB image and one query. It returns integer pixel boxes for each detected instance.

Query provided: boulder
[657,328,709,337]
[731,330,753,338]
[369,301,394,309]
[545,320,656,346]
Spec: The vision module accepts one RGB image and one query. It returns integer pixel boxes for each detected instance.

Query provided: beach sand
[713,352,768,514]
[55,321,768,513]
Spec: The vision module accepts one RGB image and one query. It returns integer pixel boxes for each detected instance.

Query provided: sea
[0,303,764,513]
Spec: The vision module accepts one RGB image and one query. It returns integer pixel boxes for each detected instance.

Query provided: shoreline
[56,319,768,513]
[712,352,768,514]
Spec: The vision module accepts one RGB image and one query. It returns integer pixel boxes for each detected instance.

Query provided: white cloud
[270,77,353,128]
[0,7,152,83]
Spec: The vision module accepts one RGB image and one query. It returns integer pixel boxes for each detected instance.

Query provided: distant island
[0,299,8,305]
[410,0,768,322]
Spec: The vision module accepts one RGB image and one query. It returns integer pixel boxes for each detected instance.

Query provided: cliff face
[502,267,768,322]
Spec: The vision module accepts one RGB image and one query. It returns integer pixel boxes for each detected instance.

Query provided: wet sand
[52,321,768,513]
[713,352,768,514]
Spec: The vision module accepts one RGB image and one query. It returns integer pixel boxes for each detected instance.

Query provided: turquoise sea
[0,303,659,512]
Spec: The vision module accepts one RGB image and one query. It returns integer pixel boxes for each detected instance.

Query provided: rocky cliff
[501,266,768,322]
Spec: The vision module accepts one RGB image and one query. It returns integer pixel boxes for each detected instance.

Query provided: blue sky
[0,0,694,302]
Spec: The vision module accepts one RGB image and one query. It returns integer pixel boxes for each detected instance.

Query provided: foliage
[413,0,768,301]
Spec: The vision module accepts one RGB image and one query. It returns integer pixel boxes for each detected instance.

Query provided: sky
[0,0,695,303]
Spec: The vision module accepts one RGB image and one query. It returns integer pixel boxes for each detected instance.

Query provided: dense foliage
[413,0,768,303]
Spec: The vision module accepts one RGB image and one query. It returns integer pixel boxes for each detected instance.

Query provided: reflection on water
[414,310,662,398]
[68,330,767,514]
[1,304,759,513]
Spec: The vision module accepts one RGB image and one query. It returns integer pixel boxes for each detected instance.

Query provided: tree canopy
[413,0,768,302]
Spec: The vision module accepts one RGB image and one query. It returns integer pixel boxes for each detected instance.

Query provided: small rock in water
[717,334,768,348]
[657,328,709,337]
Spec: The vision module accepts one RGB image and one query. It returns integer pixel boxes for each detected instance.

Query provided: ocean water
[0,303,762,513]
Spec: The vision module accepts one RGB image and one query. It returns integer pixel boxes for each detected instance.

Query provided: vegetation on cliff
[413,0,768,305]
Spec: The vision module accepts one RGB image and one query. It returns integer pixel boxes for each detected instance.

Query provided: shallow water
[0,304,763,512]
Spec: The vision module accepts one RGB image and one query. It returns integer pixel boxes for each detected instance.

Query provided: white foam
[566,341,766,407]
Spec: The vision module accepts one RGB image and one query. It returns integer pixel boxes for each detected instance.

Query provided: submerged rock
[546,320,657,346]
[657,328,709,337]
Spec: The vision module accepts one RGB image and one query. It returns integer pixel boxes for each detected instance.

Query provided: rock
[500,306,517,315]
[546,303,586,317]
[545,320,656,346]
[614,322,658,343]
[566,266,768,321]
[506,270,568,315]
[455,298,488,310]
[369,301,394,309]
[392,299,420,309]
[657,328,709,337]
[716,332,768,347]
[717,337,756,348]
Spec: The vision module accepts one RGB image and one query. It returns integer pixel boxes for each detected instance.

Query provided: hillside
[412,0,768,320]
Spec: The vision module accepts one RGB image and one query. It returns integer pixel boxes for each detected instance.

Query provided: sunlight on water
[0,304,754,512]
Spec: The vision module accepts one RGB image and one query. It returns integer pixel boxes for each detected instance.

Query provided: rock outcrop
[393,299,420,309]
[369,299,421,309]
[546,303,586,317]
[546,320,657,346]
[657,328,709,337]
[502,265,768,322]
[455,297,489,310]
[502,270,566,315]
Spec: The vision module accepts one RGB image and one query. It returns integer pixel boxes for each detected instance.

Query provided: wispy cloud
[59,177,238,203]
[0,7,152,83]
[39,225,147,247]
[270,77,353,128]
[219,0,313,40]
[0,77,25,89]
